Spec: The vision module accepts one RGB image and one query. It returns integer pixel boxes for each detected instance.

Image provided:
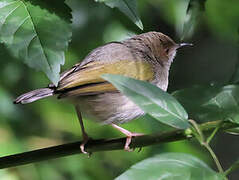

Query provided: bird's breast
[77,92,144,124]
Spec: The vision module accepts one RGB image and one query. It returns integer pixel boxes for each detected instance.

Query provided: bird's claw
[80,134,93,156]
[124,133,144,152]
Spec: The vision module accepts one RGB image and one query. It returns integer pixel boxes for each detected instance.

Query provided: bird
[14,31,192,153]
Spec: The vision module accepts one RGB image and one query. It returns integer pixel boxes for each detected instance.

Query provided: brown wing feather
[58,82,117,98]
[56,60,154,98]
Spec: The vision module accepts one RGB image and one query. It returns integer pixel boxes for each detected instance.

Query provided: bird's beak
[177,43,193,49]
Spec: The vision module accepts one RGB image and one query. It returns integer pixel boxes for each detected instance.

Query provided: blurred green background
[0,0,239,179]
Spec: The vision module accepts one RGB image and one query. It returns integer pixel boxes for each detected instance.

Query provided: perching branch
[0,120,237,169]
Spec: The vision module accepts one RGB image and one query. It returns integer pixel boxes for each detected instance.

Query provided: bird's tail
[14,88,54,104]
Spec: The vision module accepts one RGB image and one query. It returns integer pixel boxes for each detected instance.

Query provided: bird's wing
[56,60,154,98]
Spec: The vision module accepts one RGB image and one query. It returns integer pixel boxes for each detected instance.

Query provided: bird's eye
[165,49,169,54]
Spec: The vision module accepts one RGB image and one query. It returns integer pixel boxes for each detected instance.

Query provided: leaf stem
[224,160,239,176]
[189,120,224,174]
[202,142,224,174]
[189,119,205,142]
[206,122,222,144]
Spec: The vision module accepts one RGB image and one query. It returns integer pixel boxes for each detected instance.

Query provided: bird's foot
[80,133,91,155]
[124,132,144,151]
[111,124,143,152]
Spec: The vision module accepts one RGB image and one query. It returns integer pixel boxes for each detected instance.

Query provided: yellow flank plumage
[57,60,154,94]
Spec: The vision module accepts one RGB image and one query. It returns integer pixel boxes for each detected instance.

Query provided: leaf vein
[26,34,37,58]
[12,15,30,38]
[21,1,53,73]
[122,0,138,21]
[1,3,21,28]
[127,85,185,122]
[0,0,20,9]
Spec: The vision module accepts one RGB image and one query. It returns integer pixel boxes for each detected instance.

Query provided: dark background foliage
[0,0,238,179]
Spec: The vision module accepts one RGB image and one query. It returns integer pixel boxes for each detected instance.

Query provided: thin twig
[202,142,224,173]
[189,120,224,173]
[206,121,222,144]
[224,160,239,177]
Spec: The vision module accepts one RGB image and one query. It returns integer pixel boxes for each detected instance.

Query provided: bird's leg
[75,105,89,154]
[111,124,143,151]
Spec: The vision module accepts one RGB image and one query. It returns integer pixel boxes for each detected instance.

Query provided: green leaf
[102,74,189,129]
[0,0,72,85]
[95,0,143,30]
[181,0,206,40]
[225,127,239,135]
[116,153,222,180]
[224,159,239,177]
[173,85,239,124]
